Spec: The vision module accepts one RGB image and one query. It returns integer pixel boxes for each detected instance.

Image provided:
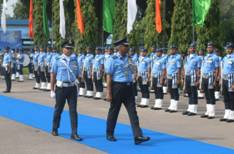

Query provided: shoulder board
[112,55,118,59]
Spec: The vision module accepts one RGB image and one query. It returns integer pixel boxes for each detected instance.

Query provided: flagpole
[192,24,195,42]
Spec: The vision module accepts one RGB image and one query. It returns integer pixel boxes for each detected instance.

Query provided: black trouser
[153,77,163,99]
[28,63,34,74]
[93,72,103,92]
[185,76,198,105]
[39,67,46,82]
[79,80,85,88]
[52,86,78,134]
[132,82,138,97]
[12,64,16,74]
[45,66,51,83]
[138,77,150,99]
[4,69,11,92]
[17,64,23,75]
[106,82,143,137]
[223,80,234,111]
[84,71,93,91]
[167,79,179,101]
[34,69,40,83]
[202,78,215,105]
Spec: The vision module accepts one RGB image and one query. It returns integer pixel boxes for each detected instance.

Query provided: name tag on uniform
[156,62,160,65]
[170,61,175,65]
[207,58,212,63]
[228,61,232,64]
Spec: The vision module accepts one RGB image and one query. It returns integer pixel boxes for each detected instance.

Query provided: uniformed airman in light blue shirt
[51,53,80,82]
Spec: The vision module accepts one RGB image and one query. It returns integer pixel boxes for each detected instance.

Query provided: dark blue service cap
[226,42,234,49]
[62,40,74,49]
[156,48,163,52]
[170,44,177,49]
[113,38,129,47]
[95,47,102,51]
[140,47,147,52]
[207,42,214,48]
[189,42,196,48]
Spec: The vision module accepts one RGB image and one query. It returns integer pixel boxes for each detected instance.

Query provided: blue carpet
[0,95,233,154]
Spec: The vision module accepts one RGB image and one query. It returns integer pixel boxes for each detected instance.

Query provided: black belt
[112,81,133,86]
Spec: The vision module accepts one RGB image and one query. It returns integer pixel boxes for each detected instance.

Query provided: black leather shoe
[51,130,58,136]
[169,110,177,113]
[151,107,162,110]
[187,112,197,116]
[106,135,117,142]
[208,116,215,119]
[71,134,83,141]
[182,111,190,115]
[200,114,208,118]
[137,105,148,108]
[227,119,234,123]
[134,136,150,145]
[3,90,10,93]
[220,118,227,122]
[165,109,171,112]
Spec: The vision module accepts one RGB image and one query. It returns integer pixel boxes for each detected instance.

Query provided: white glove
[50,91,56,98]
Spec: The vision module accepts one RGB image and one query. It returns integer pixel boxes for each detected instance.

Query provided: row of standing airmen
[2,41,233,123]
[29,42,234,123]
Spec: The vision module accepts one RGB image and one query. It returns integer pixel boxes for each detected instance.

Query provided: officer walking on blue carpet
[50,40,82,141]
[105,38,150,145]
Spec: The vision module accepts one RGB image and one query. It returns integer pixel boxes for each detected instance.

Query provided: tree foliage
[196,0,220,50]
[52,0,62,49]
[33,0,48,47]
[73,0,98,49]
[112,0,127,42]
[169,0,193,53]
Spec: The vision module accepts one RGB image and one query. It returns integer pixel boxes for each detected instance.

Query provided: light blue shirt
[83,54,94,71]
[137,56,151,74]
[105,52,133,82]
[166,54,181,76]
[197,55,204,67]
[3,52,12,66]
[16,53,24,65]
[51,54,80,82]
[152,55,166,77]
[201,53,219,75]
[130,53,138,65]
[184,54,201,75]
[38,52,46,66]
[222,54,234,75]
[93,54,104,72]
[45,52,53,66]
[33,52,40,65]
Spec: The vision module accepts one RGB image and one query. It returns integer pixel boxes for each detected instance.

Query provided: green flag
[192,0,211,26]
[42,0,49,38]
[103,0,115,33]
